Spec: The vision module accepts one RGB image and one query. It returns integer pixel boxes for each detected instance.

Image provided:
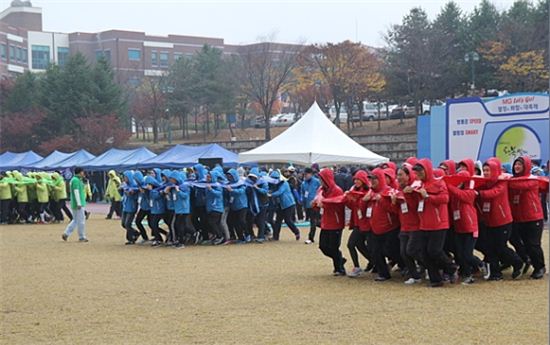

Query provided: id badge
[138,196,142,204]
[357,209,362,220]
[512,195,520,204]
[230,197,234,204]
[469,180,475,190]
[453,210,461,221]
[366,207,372,218]
[304,191,309,198]
[483,202,491,213]
[149,200,153,208]
[417,200,424,213]
[172,193,177,201]
[400,202,408,214]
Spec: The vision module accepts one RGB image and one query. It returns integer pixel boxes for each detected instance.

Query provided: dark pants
[107,200,121,218]
[164,211,175,242]
[319,229,344,273]
[400,231,420,279]
[454,232,481,277]
[273,206,300,240]
[228,208,247,241]
[296,203,304,221]
[305,208,320,242]
[121,211,139,242]
[174,213,193,243]
[0,199,10,223]
[409,229,455,283]
[149,213,165,242]
[347,228,370,268]
[207,211,223,239]
[135,209,150,241]
[246,207,267,239]
[18,202,28,221]
[371,229,400,279]
[475,223,489,259]
[511,221,545,270]
[60,199,73,221]
[486,223,523,278]
[194,206,209,240]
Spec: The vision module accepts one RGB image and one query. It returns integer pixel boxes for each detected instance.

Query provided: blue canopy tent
[82,147,156,171]
[0,151,43,171]
[139,144,199,169]
[0,151,17,163]
[25,150,74,170]
[49,149,96,170]
[185,144,240,168]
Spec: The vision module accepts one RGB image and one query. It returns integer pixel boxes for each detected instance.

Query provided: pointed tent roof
[0,151,43,170]
[26,150,74,170]
[50,149,95,169]
[239,102,389,166]
[140,144,198,169]
[186,144,239,167]
[82,147,157,171]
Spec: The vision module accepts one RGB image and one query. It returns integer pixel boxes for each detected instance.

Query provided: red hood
[440,160,456,175]
[400,164,417,187]
[383,168,398,189]
[433,168,445,178]
[386,161,397,173]
[456,170,473,189]
[417,158,434,183]
[319,168,337,191]
[371,168,388,193]
[513,156,532,177]
[405,157,418,166]
[459,159,475,177]
[353,170,370,189]
[485,159,502,182]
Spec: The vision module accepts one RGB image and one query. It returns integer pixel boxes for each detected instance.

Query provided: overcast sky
[2,0,517,47]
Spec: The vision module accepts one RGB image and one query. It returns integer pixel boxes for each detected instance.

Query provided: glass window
[95,50,111,63]
[57,47,69,66]
[174,53,183,61]
[128,76,141,87]
[31,45,50,69]
[151,50,158,67]
[22,48,27,63]
[159,52,169,68]
[9,45,15,60]
[0,44,6,60]
[128,48,141,61]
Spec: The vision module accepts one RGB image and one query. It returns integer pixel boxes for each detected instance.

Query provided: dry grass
[1,215,548,345]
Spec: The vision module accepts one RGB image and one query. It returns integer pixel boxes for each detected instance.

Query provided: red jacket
[416,159,450,231]
[318,169,345,230]
[346,170,371,232]
[366,168,399,235]
[477,159,513,228]
[447,171,478,235]
[395,166,420,232]
[508,156,543,223]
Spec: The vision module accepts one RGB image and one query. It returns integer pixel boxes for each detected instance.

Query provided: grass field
[1,214,548,345]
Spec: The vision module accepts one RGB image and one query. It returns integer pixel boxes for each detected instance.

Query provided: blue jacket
[269,170,295,210]
[205,170,224,213]
[170,172,190,215]
[227,168,247,211]
[122,171,138,213]
[133,171,150,211]
[301,176,320,209]
[161,169,175,211]
[193,164,208,207]
[145,175,166,215]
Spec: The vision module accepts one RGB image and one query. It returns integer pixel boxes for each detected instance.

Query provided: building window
[0,44,6,61]
[128,48,141,61]
[15,47,21,62]
[95,50,111,63]
[9,45,15,61]
[151,50,158,67]
[57,47,69,66]
[128,76,141,87]
[159,52,169,68]
[174,53,183,61]
[31,45,50,69]
[22,48,27,63]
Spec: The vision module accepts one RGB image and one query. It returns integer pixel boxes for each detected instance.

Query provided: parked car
[269,114,284,127]
[328,105,348,122]
[253,116,265,128]
[272,113,297,127]
[362,102,388,121]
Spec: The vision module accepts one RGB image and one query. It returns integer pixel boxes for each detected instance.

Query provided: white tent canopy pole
[239,102,389,166]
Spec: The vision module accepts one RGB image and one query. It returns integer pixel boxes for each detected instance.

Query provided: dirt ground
[1,214,548,345]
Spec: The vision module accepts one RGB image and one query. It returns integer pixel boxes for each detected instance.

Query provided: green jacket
[35,180,50,203]
[51,173,68,201]
[13,172,28,203]
[0,178,12,200]
[69,176,86,209]
[105,170,122,202]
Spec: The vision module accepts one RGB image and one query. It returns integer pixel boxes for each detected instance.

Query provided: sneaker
[61,233,68,241]
[255,238,265,243]
[512,262,524,279]
[304,239,313,244]
[462,276,475,285]
[487,275,503,281]
[221,240,233,246]
[138,239,150,245]
[295,234,301,241]
[194,232,201,245]
[334,270,346,276]
[212,237,224,245]
[244,235,252,243]
[175,243,185,249]
[151,241,162,247]
[125,241,135,245]
[200,240,212,245]
[347,267,362,278]
[531,267,546,280]
[404,278,421,285]
[375,276,390,282]
[429,281,444,288]
[78,238,89,243]
[482,262,491,280]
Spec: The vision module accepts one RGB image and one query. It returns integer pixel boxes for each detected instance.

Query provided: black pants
[371,229,400,279]
[135,209,150,241]
[18,202,28,221]
[194,206,210,241]
[174,213,193,243]
[475,223,489,259]
[228,208,247,241]
[399,231,420,279]
[164,211,175,242]
[511,221,545,270]
[486,223,523,278]
[347,228,370,268]
[319,229,344,273]
[409,229,455,283]
[296,203,304,221]
[149,213,166,242]
[454,232,481,277]
[207,211,223,240]
[273,206,300,240]
[60,199,73,221]
[121,211,139,242]
[107,200,121,218]
[246,207,267,239]
[0,199,10,223]
[305,208,320,242]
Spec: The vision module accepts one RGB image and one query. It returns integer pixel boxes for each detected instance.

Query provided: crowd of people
[1,156,548,287]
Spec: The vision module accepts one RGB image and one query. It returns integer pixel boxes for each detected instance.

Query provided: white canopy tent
[239,102,389,166]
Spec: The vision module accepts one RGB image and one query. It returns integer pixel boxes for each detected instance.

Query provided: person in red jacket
[345,170,371,277]
[447,170,483,285]
[363,168,400,281]
[391,163,422,285]
[410,159,456,287]
[508,156,545,279]
[478,158,524,280]
[316,168,347,276]
[439,160,457,176]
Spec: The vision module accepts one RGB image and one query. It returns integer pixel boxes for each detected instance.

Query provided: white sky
[1,0,517,47]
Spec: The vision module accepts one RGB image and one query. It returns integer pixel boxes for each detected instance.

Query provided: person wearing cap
[301,167,321,244]
[61,167,88,242]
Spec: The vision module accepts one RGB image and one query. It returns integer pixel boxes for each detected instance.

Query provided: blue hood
[248,167,261,178]
[161,169,172,182]
[227,168,240,182]
[153,168,162,184]
[193,164,208,182]
[133,171,145,187]
[144,175,160,188]
[209,170,225,184]
[123,171,137,188]
[269,170,281,180]
[170,171,184,185]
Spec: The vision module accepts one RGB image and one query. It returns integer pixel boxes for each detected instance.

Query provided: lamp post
[464,52,480,90]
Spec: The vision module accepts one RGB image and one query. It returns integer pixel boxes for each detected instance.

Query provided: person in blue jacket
[193,164,209,242]
[121,170,140,245]
[205,170,225,245]
[145,175,167,246]
[245,167,270,242]
[169,171,192,248]
[133,170,151,243]
[226,168,248,242]
[301,167,321,244]
[268,170,301,241]
[161,169,176,244]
